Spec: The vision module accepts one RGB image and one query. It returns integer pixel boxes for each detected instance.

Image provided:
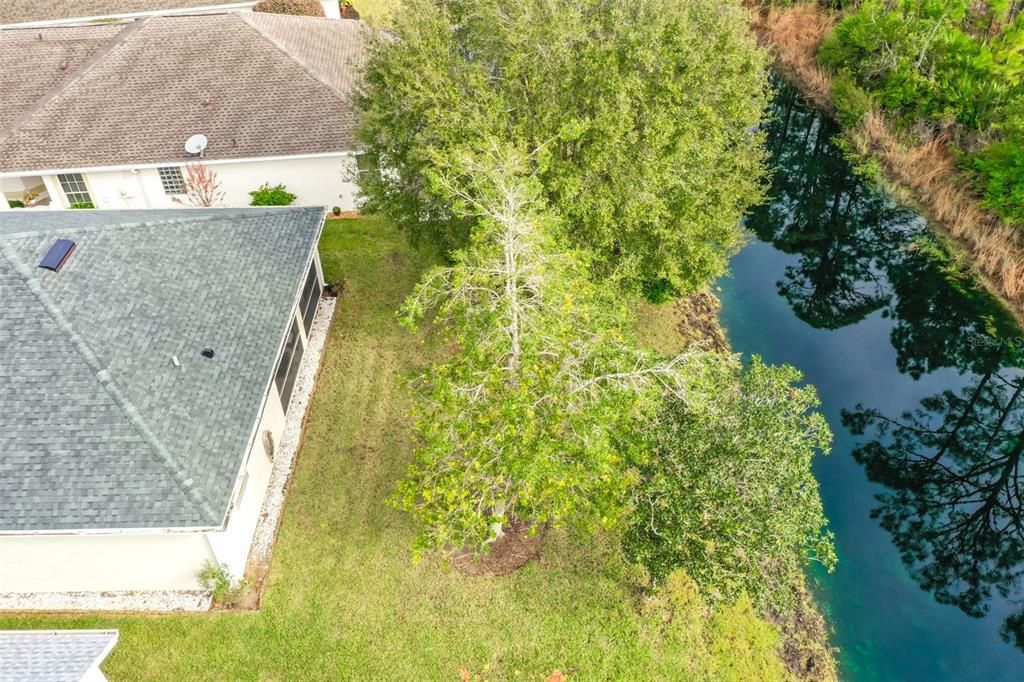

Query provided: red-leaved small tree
[183,161,225,208]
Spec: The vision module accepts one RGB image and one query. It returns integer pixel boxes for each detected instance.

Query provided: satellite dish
[184,133,208,156]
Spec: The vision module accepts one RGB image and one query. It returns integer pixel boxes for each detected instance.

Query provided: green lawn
[0,217,784,681]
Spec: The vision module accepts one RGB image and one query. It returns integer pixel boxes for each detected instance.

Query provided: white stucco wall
[0,533,215,592]
[43,154,361,212]
[206,383,286,581]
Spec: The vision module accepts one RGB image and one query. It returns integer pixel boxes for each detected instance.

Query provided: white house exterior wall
[45,154,360,211]
[205,382,286,581]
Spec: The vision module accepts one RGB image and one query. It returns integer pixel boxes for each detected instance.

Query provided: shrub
[641,570,788,682]
[831,70,874,128]
[624,357,834,611]
[69,202,94,209]
[971,139,1024,226]
[252,0,325,16]
[7,199,24,208]
[640,277,678,304]
[197,561,251,607]
[249,182,297,206]
[331,206,342,215]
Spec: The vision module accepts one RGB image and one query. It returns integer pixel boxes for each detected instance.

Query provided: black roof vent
[201,347,215,359]
[38,239,76,272]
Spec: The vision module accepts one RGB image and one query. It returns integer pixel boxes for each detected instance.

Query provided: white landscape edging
[0,591,211,613]
[249,296,337,567]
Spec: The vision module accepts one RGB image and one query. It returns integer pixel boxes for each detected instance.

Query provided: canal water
[720,82,1024,680]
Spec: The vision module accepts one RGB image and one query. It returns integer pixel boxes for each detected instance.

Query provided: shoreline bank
[661,291,838,681]
[748,2,1024,330]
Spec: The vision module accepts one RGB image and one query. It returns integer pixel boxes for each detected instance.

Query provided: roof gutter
[0,150,357,178]
[0,3,257,29]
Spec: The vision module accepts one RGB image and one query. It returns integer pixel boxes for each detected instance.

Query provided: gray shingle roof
[0,1,250,26]
[0,630,118,682]
[0,13,368,173]
[0,207,323,531]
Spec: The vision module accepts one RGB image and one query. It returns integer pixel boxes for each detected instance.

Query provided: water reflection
[753,80,1024,650]
[844,370,1024,649]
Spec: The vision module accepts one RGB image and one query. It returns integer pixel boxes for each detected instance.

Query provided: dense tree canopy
[358,0,770,296]
[393,143,716,553]
[624,357,835,610]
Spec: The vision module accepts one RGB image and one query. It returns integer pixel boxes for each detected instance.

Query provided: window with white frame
[157,166,186,195]
[57,173,92,207]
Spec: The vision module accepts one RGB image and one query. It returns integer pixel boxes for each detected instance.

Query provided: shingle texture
[0,13,368,173]
[0,207,322,531]
[0,630,117,682]
[0,1,242,26]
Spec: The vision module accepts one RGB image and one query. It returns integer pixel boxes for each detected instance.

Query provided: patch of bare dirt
[767,572,838,682]
[451,521,546,576]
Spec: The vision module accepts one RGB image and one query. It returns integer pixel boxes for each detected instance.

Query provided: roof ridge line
[0,207,316,240]
[238,12,354,103]
[0,240,221,525]
[0,18,150,147]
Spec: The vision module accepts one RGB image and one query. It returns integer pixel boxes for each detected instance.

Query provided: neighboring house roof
[0,1,251,26]
[0,630,118,682]
[0,207,323,531]
[0,13,367,174]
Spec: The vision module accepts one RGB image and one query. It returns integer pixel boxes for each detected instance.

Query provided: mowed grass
[0,217,720,681]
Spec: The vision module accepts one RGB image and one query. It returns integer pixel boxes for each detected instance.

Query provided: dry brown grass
[748,1,1024,321]
[752,2,835,108]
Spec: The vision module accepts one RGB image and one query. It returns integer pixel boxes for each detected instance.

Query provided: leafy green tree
[623,357,836,610]
[358,0,769,296]
[393,143,714,553]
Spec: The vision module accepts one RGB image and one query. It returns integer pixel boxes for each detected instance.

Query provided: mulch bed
[451,521,546,576]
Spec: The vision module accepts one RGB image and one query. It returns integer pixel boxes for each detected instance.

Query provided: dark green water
[720,83,1024,681]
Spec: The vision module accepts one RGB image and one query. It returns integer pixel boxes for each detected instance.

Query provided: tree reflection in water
[751,80,1024,649]
[844,370,1024,649]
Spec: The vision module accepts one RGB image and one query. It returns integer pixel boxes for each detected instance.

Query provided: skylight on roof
[39,239,76,272]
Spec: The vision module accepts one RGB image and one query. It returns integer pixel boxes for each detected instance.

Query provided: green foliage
[7,199,23,208]
[624,356,836,611]
[252,0,325,16]
[641,571,788,682]
[971,132,1024,224]
[816,0,1024,228]
[640,278,678,305]
[357,0,770,296]
[831,70,874,128]
[818,0,1024,131]
[249,182,297,206]
[69,201,94,209]
[0,217,810,679]
[393,143,713,554]
[197,561,250,607]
